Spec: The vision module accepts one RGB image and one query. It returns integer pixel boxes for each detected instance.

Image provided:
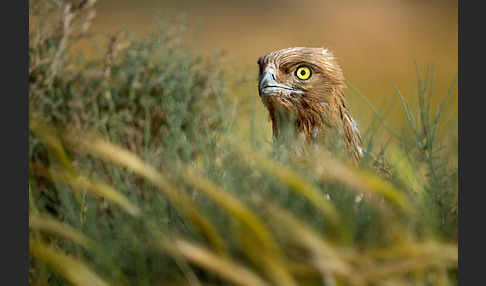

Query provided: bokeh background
[32,0,458,138]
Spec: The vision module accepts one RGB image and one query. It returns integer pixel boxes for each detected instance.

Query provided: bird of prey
[257,47,363,163]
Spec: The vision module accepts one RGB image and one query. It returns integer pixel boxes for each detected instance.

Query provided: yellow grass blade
[29,182,38,216]
[183,167,274,251]
[343,240,457,284]
[182,167,299,286]
[255,155,341,223]
[265,204,353,278]
[29,118,75,174]
[315,157,416,242]
[32,164,142,218]
[229,140,341,227]
[367,240,457,265]
[30,239,111,286]
[317,155,414,214]
[156,235,270,286]
[29,215,93,249]
[72,135,227,256]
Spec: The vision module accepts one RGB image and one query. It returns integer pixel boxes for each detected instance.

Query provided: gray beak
[258,69,301,97]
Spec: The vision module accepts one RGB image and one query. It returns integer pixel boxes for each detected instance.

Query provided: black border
[6,0,28,284]
[458,0,481,285]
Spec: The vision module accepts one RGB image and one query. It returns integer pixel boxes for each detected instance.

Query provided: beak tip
[258,69,275,95]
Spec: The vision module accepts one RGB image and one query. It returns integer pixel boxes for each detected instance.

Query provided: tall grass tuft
[29,1,457,285]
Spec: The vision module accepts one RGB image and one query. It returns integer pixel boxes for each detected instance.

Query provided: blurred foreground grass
[29,1,457,285]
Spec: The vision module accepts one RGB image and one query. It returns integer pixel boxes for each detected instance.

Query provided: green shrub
[29,1,458,285]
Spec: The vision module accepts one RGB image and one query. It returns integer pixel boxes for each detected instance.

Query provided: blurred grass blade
[257,157,340,223]
[183,167,275,251]
[183,167,299,286]
[318,156,414,214]
[30,239,111,286]
[29,215,93,249]
[246,136,413,215]
[31,164,141,217]
[161,237,271,286]
[29,182,38,215]
[358,241,457,283]
[29,118,75,174]
[369,240,457,263]
[231,140,341,227]
[352,168,413,213]
[72,134,228,255]
[265,204,354,280]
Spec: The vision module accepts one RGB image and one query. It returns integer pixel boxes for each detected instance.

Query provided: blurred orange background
[31,0,458,135]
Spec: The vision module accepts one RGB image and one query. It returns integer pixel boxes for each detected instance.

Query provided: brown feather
[257,47,363,163]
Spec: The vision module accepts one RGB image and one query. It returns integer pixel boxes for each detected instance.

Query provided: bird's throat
[269,102,322,145]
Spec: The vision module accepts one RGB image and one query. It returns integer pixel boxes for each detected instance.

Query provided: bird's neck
[270,102,325,145]
[269,96,363,163]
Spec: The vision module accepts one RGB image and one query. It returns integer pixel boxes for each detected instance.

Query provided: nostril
[259,69,278,92]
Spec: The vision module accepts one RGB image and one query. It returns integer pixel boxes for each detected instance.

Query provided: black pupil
[300,69,306,76]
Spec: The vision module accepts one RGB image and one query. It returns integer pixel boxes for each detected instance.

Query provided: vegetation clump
[29,1,458,285]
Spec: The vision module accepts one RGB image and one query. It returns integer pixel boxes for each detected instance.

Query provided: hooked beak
[258,69,301,97]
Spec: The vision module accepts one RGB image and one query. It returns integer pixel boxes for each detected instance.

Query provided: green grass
[29,1,457,285]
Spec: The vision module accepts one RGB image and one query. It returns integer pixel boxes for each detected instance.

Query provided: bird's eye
[295,66,312,80]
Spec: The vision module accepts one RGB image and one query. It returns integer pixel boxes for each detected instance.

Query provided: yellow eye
[295,66,312,80]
